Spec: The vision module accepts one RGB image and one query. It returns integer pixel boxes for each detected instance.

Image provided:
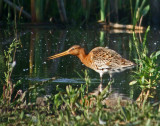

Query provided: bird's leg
[100,75,103,84]
[109,73,114,92]
[98,74,103,92]
[109,73,113,82]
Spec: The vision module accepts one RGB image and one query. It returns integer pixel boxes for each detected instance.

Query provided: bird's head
[48,45,82,60]
[68,45,81,55]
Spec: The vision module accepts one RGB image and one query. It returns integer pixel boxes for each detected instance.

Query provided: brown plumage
[48,45,136,91]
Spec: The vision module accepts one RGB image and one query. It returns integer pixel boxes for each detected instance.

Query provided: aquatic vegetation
[1,79,160,125]
[100,0,106,21]
[132,0,150,29]
[1,39,22,105]
[130,26,160,103]
[1,0,151,26]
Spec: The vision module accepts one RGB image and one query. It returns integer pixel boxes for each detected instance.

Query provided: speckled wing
[90,47,134,72]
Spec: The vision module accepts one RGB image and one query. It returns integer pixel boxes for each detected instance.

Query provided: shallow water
[0,26,160,101]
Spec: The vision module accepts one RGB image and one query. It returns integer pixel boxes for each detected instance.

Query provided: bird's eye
[72,48,75,50]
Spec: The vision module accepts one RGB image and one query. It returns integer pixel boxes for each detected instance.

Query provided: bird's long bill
[47,50,69,60]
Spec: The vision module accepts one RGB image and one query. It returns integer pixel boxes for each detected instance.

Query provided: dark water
[0,26,160,101]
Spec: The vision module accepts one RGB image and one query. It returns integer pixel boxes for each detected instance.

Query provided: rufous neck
[76,48,92,68]
[77,48,87,62]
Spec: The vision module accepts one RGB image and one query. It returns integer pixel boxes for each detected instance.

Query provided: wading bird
[48,45,135,92]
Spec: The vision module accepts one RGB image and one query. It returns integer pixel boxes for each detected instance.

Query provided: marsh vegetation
[0,0,160,125]
[0,27,160,125]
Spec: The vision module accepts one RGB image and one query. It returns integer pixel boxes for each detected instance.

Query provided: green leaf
[9,56,12,62]
[155,50,160,57]
[149,69,154,73]
[76,115,81,120]
[141,76,144,84]
[141,5,150,16]
[20,111,24,119]
[129,80,137,85]
[66,86,69,95]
